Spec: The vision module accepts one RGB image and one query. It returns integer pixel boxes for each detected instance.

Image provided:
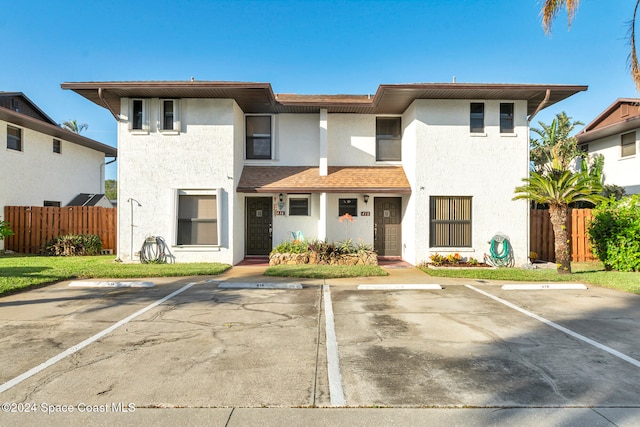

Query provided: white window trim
[245,114,276,161]
[128,98,150,134]
[288,194,311,216]
[158,99,181,134]
[375,115,403,162]
[173,188,222,248]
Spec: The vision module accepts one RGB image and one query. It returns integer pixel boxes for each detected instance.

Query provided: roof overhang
[0,106,117,157]
[237,166,412,194]
[61,81,587,117]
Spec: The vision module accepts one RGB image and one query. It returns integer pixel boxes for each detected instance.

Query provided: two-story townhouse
[576,98,640,194]
[62,81,586,265]
[0,92,117,250]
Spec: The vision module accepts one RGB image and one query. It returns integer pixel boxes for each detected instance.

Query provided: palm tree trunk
[549,204,572,274]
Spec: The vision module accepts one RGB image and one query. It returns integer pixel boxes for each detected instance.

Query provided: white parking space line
[323,285,346,406]
[502,284,587,290]
[69,281,155,288]
[358,284,442,290]
[466,284,640,368]
[0,282,196,394]
[218,282,303,289]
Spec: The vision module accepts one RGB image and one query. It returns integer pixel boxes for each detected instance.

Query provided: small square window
[500,103,514,133]
[338,198,357,216]
[621,131,636,157]
[289,196,310,216]
[246,116,272,159]
[53,139,61,154]
[7,125,22,151]
[470,103,484,133]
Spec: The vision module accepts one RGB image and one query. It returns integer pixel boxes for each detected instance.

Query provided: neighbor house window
[289,195,310,216]
[500,103,514,133]
[44,201,60,207]
[53,139,61,154]
[470,103,484,133]
[621,131,636,157]
[338,198,357,216]
[7,125,22,151]
[160,99,179,131]
[430,196,472,247]
[131,99,145,130]
[246,115,272,159]
[176,189,220,246]
[376,117,401,161]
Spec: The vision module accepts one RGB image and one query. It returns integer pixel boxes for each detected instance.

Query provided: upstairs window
[376,117,402,161]
[621,131,636,157]
[7,125,22,151]
[44,201,61,207]
[246,116,272,159]
[338,198,358,216]
[430,196,472,247]
[131,99,145,130]
[470,103,484,133]
[53,139,61,154]
[500,103,514,133]
[160,99,179,131]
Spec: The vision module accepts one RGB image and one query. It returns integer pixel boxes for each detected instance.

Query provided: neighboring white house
[62,81,586,265]
[576,98,640,194]
[0,92,117,249]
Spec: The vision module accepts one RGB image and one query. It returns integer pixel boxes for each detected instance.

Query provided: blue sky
[1,0,637,180]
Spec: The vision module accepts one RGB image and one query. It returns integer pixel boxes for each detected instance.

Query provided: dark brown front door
[374,197,402,256]
[246,197,272,255]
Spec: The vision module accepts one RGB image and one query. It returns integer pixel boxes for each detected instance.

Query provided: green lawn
[421,262,640,294]
[0,254,230,296]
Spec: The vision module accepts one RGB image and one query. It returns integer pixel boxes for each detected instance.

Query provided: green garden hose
[485,234,515,267]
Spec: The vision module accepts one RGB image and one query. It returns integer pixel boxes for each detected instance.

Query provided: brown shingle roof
[237,166,411,194]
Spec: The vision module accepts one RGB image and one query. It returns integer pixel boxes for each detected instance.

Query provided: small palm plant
[514,170,605,274]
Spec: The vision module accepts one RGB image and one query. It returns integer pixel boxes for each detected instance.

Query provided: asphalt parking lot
[2,266,640,426]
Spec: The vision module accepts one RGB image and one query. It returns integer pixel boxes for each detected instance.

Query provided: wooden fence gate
[3,206,117,254]
[530,208,596,263]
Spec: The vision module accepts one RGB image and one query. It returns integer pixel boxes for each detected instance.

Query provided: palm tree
[61,120,88,134]
[530,112,583,173]
[541,1,640,92]
[514,170,605,274]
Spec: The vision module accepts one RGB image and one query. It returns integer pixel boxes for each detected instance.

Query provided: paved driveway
[1,270,640,425]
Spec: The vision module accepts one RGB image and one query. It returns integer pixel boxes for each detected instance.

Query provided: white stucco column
[318,192,327,240]
[319,108,328,176]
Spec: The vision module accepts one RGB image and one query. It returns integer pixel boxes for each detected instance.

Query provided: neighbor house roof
[61,81,587,118]
[576,98,640,144]
[66,193,110,207]
[237,166,411,194]
[0,106,117,157]
[0,92,58,125]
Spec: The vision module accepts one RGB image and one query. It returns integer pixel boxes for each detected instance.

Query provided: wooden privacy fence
[4,206,117,254]
[530,208,596,263]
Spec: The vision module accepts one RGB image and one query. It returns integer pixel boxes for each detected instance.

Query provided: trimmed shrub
[45,234,103,256]
[588,195,640,272]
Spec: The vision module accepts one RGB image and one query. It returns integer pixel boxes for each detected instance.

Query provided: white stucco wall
[275,114,319,166]
[327,114,377,165]
[586,132,640,194]
[406,100,530,266]
[117,98,237,263]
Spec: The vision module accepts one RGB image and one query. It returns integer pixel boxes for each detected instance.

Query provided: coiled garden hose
[140,236,168,264]
[485,233,515,268]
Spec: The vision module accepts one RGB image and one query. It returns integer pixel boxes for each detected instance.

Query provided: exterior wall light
[363,195,369,204]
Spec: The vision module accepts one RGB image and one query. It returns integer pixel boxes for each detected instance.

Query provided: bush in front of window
[45,234,103,256]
